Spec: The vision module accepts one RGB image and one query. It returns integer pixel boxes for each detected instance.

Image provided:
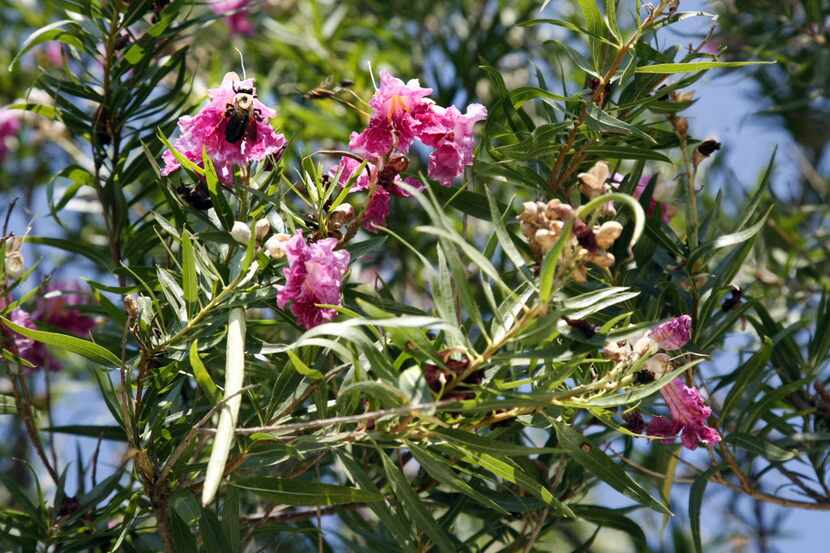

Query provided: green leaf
[408,443,508,514]
[234,477,383,507]
[169,510,198,553]
[338,452,417,552]
[450,445,575,517]
[539,220,573,303]
[200,509,231,553]
[379,450,457,553]
[725,433,797,462]
[0,317,120,367]
[434,428,563,457]
[190,340,219,403]
[586,105,657,144]
[286,350,324,380]
[9,20,83,70]
[720,339,772,421]
[570,505,646,550]
[690,465,724,553]
[553,421,670,514]
[181,230,199,305]
[44,425,126,441]
[636,61,776,74]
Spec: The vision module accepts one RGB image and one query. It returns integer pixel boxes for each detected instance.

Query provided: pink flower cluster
[0,109,21,163]
[210,0,254,36]
[647,379,722,450]
[162,72,286,183]
[337,71,486,228]
[632,314,721,450]
[1,282,95,372]
[276,232,351,329]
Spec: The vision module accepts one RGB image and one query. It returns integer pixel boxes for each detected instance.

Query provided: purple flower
[647,379,721,450]
[210,0,254,35]
[634,175,675,224]
[162,72,286,182]
[419,103,487,186]
[0,109,21,163]
[276,232,350,329]
[4,309,59,372]
[349,71,434,157]
[649,314,692,351]
[34,282,96,337]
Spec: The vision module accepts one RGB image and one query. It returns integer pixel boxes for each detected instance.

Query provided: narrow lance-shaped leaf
[1,317,120,367]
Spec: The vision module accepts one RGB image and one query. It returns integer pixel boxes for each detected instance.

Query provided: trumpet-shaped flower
[647,379,721,450]
[0,109,21,163]
[162,72,286,182]
[349,71,434,157]
[4,308,58,371]
[34,282,96,337]
[649,314,692,351]
[419,104,488,186]
[277,233,350,329]
[210,0,254,35]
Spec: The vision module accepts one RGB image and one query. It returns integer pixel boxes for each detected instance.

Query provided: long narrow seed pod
[201,307,246,506]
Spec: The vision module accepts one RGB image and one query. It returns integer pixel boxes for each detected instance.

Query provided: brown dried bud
[694,139,721,166]
[124,295,141,321]
[674,116,688,138]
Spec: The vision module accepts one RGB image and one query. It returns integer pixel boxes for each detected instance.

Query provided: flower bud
[674,116,688,138]
[577,161,610,199]
[330,203,355,227]
[255,218,271,241]
[644,353,672,377]
[231,221,251,245]
[264,233,291,259]
[4,236,24,278]
[124,294,140,321]
[594,221,623,249]
[534,228,557,253]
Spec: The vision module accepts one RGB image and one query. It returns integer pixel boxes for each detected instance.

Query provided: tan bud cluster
[518,199,574,256]
[519,199,625,283]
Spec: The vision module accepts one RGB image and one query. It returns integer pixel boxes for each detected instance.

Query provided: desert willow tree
[1,1,829,552]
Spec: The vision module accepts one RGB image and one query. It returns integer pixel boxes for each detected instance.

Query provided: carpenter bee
[224,81,263,144]
[176,182,212,210]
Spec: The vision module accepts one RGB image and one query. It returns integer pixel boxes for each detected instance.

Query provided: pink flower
[349,71,434,157]
[420,103,487,186]
[331,157,422,230]
[34,282,96,337]
[634,175,674,224]
[332,156,372,191]
[276,232,350,329]
[162,72,286,183]
[44,41,64,66]
[0,109,22,163]
[210,0,254,35]
[362,186,391,230]
[647,379,721,450]
[3,309,59,372]
[649,314,692,351]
